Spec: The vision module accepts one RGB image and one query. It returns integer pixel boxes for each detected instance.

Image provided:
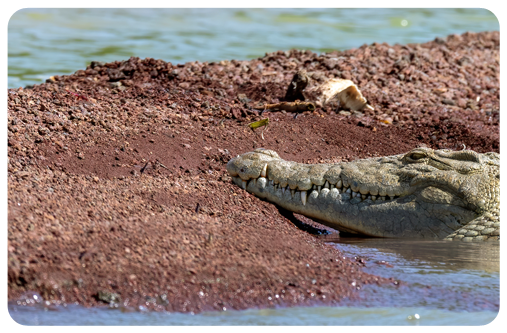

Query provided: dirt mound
[8,31,499,312]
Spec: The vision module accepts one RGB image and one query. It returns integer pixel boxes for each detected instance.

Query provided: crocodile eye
[409,153,426,160]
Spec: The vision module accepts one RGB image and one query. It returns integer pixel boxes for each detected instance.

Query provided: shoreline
[7,31,499,313]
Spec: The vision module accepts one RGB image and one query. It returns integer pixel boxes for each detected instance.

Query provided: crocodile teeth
[260,164,267,177]
[380,196,386,201]
[281,186,286,194]
[290,189,295,198]
[371,195,377,202]
[269,180,274,186]
[336,179,342,188]
[257,177,267,188]
[242,180,247,189]
[330,184,335,189]
[345,188,351,194]
[359,187,369,195]
[317,185,322,192]
[361,194,367,200]
[301,191,307,205]
[324,181,329,189]
[261,163,268,177]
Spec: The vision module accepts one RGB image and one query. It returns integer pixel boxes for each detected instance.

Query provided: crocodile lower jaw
[231,175,407,236]
[231,175,477,238]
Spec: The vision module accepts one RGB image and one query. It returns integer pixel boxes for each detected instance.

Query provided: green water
[8,8,499,88]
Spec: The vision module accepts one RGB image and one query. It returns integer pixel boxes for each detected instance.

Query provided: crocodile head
[227,147,499,239]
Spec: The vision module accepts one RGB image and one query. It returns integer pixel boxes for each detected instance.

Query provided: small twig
[140,161,150,174]
[156,160,169,170]
[207,232,214,245]
[65,89,89,101]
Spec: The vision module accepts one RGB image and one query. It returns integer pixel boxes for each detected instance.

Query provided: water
[9,239,499,325]
[329,238,500,312]
[8,8,499,88]
[7,303,498,326]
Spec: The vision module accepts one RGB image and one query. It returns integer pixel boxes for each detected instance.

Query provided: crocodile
[226,147,499,241]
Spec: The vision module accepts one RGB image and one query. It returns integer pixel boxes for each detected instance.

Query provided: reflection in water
[326,237,500,312]
[326,236,500,272]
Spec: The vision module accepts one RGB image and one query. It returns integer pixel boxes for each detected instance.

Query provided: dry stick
[260,125,268,140]
[140,161,150,174]
[156,160,169,170]
[257,101,316,115]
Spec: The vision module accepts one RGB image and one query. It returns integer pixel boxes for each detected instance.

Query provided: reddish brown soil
[8,31,499,313]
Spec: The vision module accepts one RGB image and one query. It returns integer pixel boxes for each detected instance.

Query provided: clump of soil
[8,31,499,313]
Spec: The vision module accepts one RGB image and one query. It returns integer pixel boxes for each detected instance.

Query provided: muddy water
[9,239,499,325]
